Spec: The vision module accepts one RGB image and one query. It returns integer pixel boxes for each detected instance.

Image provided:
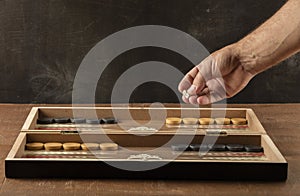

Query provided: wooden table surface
[0,104,299,196]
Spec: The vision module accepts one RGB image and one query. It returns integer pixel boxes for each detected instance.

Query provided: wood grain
[0,104,300,195]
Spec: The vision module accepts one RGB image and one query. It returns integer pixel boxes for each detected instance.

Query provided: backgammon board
[5,106,287,180]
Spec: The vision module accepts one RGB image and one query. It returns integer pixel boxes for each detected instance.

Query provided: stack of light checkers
[37,117,117,124]
[25,142,119,151]
[166,117,247,125]
[171,144,263,152]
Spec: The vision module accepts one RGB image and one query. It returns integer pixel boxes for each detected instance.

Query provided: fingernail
[187,85,197,94]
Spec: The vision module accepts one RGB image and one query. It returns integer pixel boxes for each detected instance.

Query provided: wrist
[223,43,257,77]
[233,40,260,76]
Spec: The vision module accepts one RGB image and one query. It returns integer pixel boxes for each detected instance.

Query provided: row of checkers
[26,142,119,151]
[171,144,263,152]
[37,117,247,125]
[37,117,117,124]
[166,117,247,125]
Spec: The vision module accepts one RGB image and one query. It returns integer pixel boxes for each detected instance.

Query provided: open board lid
[21,106,267,135]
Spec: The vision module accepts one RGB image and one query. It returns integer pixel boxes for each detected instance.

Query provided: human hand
[178,44,254,104]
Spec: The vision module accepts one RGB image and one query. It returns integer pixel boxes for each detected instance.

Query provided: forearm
[235,0,300,75]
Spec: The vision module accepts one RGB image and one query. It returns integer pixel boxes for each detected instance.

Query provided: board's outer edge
[5,160,287,181]
[21,107,39,131]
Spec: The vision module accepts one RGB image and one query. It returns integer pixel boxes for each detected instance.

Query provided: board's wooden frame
[5,107,288,180]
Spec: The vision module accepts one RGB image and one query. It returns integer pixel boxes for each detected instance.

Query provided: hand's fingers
[191,71,206,95]
[195,55,214,81]
[188,95,198,104]
[197,95,211,105]
[179,54,224,103]
[197,78,226,104]
[178,75,192,93]
[197,92,225,105]
[185,59,211,96]
[182,95,190,104]
[188,55,222,96]
[198,87,210,96]
[178,67,199,93]
[197,93,225,105]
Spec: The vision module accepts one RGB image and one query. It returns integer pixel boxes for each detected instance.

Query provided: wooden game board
[5,106,287,180]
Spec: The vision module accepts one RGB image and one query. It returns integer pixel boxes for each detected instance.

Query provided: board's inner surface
[13,107,284,163]
[22,147,268,162]
[22,107,266,135]
[11,133,272,162]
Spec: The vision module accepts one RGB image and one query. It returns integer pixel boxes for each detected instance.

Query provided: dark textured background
[0,0,298,104]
